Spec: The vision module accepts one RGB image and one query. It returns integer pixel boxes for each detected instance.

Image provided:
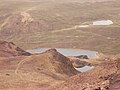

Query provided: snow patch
[93,20,113,25]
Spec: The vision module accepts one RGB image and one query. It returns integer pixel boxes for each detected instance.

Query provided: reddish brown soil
[51,56,120,90]
[0,41,120,90]
[0,46,78,90]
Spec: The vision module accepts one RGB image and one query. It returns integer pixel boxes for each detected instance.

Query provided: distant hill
[0,0,120,54]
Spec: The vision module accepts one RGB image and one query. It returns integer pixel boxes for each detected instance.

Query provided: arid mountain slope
[0,40,120,90]
[0,0,120,54]
[0,40,31,57]
[52,56,120,90]
[0,47,78,90]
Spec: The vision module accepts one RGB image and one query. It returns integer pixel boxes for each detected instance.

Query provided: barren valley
[0,0,120,90]
[0,0,120,54]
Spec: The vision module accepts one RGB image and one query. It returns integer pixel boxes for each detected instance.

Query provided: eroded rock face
[0,40,31,57]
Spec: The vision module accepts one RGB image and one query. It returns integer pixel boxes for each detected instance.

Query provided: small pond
[75,66,95,72]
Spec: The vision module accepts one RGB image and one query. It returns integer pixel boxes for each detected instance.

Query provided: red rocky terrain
[0,42,78,90]
[0,40,31,57]
[51,55,120,90]
[0,40,120,90]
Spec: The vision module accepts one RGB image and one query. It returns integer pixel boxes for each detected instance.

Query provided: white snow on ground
[93,20,113,25]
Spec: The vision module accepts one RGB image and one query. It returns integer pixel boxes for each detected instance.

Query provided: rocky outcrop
[0,40,31,57]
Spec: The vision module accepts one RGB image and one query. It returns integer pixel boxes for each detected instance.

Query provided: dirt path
[0,16,11,30]
[14,56,42,83]
[51,25,89,33]
[15,56,31,79]
[51,25,112,39]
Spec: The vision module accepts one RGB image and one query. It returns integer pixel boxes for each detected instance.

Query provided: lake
[27,48,96,72]
[27,48,98,58]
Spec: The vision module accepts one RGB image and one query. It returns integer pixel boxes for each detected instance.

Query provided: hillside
[0,45,78,90]
[0,40,120,89]
[1,0,120,90]
[51,55,120,90]
[0,0,120,54]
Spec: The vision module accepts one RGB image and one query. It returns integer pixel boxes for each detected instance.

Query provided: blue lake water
[27,48,97,58]
[75,66,94,72]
